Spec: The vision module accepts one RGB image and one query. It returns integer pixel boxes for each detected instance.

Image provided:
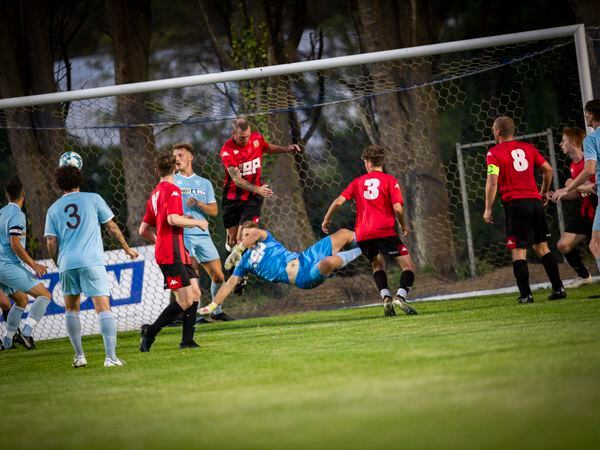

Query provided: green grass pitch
[2,286,600,450]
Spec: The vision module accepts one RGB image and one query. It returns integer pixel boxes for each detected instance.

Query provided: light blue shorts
[184,234,220,263]
[593,205,600,231]
[0,261,40,296]
[60,266,110,297]
[295,236,333,290]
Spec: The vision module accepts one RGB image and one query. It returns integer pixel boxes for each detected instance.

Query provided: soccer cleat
[14,329,36,350]
[517,294,534,304]
[104,357,125,367]
[565,275,593,288]
[548,288,567,301]
[179,340,200,349]
[139,324,155,353]
[195,316,212,324]
[211,311,235,321]
[392,295,418,315]
[72,355,87,368]
[383,296,396,317]
[233,275,248,296]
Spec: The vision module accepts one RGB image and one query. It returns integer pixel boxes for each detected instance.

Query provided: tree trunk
[354,0,455,275]
[0,1,65,256]
[105,0,156,242]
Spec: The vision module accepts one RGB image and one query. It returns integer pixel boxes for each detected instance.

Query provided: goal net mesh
[0,34,594,340]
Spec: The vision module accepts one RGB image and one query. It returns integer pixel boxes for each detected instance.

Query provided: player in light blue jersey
[554,99,600,280]
[45,166,139,367]
[0,178,52,350]
[173,143,234,321]
[198,221,362,315]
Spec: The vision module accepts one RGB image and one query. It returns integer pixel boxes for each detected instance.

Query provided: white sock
[380,289,391,299]
[396,288,408,299]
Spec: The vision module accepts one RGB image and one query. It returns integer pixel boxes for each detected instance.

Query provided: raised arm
[227,166,273,198]
[553,160,596,202]
[264,143,302,154]
[166,214,208,230]
[104,219,139,259]
[322,195,346,234]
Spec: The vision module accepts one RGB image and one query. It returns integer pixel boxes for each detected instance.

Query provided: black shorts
[503,198,550,249]
[357,235,410,262]
[564,215,593,239]
[222,196,263,229]
[159,263,198,290]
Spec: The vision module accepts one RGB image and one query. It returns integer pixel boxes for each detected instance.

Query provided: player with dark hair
[173,143,233,321]
[549,127,596,287]
[554,99,600,279]
[198,221,361,314]
[46,166,138,367]
[139,150,209,352]
[220,117,302,294]
[484,116,565,303]
[0,177,52,350]
[322,144,418,317]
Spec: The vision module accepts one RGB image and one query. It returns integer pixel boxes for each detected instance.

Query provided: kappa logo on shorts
[399,244,409,255]
[167,276,182,288]
[506,236,517,249]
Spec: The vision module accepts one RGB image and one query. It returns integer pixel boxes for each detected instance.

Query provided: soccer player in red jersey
[484,116,565,303]
[549,128,596,287]
[138,151,209,351]
[322,145,418,317]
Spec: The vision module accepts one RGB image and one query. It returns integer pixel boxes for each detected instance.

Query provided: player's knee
[589,240,600,257]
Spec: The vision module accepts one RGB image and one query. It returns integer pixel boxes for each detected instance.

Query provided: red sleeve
[142,197,156,226]
[389,177,403,206]
[532,146,546,167]
[340,180,355,200]
[486,149,498,166]
[166,186,184,216]
[220,143,237,168]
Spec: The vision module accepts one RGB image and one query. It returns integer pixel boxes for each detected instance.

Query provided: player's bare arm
[553,159,596,202]
[538,162,553,205]
[577,181,596,195]
[186,198,218,217]
[45,236,59,268]
[104,219,139,259]
[484,173,498,224]
[227,165,273,198]
[393,203,408,237]
[198,275,239,314]
[322,195,347,234]
[10,235,46,277]
[138,221,156,244]
[166,214,208,231]
[265,143,303,154]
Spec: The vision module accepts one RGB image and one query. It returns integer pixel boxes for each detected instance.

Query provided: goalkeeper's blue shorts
[294,236,333,289]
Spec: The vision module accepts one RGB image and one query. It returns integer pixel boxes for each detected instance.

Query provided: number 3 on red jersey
[363,178,380,199]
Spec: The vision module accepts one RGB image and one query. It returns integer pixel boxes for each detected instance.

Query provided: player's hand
[257,184,273,198]
[125,248,139,259]
[552,188,569,203]
[321,220,331,234]
[540,192,549,206]
[32,263,47,277]
[196,219,209,231]
[288,144,303,154]
[186,198,200,208]
[400,227,409,238]
[198,302,218,316]
[483,208,493,224]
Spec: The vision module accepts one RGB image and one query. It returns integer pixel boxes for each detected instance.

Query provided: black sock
[2,308,8,322]
[513,259,531,298]
[148,302,184,336]
[373,270,388,294]
[564,249,590,279]
[400,270,415,291]
[541,252,564,291]
[181,301,199,343]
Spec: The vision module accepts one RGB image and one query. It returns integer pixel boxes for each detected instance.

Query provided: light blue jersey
[44,192,114,272]
[233,232,298,283]
[583,127,600,188]
[174,173,216,237]
[0,203,26,264]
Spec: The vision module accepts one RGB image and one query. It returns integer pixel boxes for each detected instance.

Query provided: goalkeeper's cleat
[393,295,418,315]
[72,354,87,368]
[14,329,36,350]
[104,357,125,367]
[139,324,155,353]
[383,296,396,317]
[211,311,236,321]
[233,275,248,296]
[517,294,534,304]
[547,288,567,301]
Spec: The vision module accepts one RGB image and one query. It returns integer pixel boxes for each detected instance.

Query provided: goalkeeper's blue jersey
[233,232,298,284]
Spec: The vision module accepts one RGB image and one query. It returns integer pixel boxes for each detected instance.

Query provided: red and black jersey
[341,171,404,242]
[486,140,547,202]
[570,159,597,220]
[220,132,269,201]
[142,181,191,265]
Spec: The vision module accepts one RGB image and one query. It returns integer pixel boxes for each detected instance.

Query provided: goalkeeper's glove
[198,302,218,315]
[225,242,246,270]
